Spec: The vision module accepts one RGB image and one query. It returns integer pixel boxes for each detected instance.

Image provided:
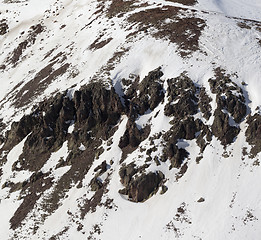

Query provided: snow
[0,138,28,239]
[0,0,261,239]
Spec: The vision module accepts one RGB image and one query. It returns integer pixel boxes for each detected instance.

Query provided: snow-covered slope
[0,0,261,239]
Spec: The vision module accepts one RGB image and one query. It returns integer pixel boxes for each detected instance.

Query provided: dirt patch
[9,173,53,230]
[13,52,69,108]
[89,36,113,50]
[128,6,206,56]
[8,24,44,66]
[167,0,197,6]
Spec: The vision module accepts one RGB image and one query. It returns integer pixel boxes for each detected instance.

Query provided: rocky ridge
[0,0,260,239]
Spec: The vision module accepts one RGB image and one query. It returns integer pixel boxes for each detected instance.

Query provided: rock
[198,87,212,120]
[211,109,239,145]
[209,68,246,124]
[128,171,164,202]
[90,177,103,191]
[170,148,189,169]
[94,160,107,174]
[30,171,44,183]
[118,119,150,150]
[197,197,205,203]
[246,113,261,156]
[160,185,168,195]
[124,67,164,116]
[196,124,212,152]
[0,20,8,35]
[119,163,164,202]
[164,73,198,118]
[119,163,137,187]
[3,114,37,151]
[4,81,124,172]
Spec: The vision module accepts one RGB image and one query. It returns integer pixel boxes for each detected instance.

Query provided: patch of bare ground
[167,0,198,6]
[8,24,44,66]
[50,227,70,240]
[80,177,110,219]
[107,0,135,18]
[128,6,206,57]
[9,172,53,230]
[13,52,70,108]
[89,36,113,50]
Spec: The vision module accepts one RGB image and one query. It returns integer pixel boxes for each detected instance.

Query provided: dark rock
[198,87,212,120]
[119,163,137,187]
[90,177,103,191]
[3,114,37,151]
[119,163,164,202]
[246,113,261,156]
[197,197,205,203]
[124,67,164,116]
[170,148,189,169]
[211,109,239,145]
[209,68,246,124]
[160,185,168,195]
[118,120,141,148]
[170,117,201,141]
[30,171,44,183]
[0,21,8,35]
[128,171,164,202]
[118,119,150,152]
[219,91,246,123]
[164,73,198,118]
[94,160,108,174]
[196,124,212,152]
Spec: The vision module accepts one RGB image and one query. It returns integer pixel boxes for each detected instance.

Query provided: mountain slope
[0,0,261,239]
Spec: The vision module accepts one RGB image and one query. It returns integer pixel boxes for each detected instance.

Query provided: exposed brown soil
[13,52,69,108]
[89,36,113,50]
[8,24,44,66]
[167,0,198,6]
[107,0,135,18]
[128,6,206,56]
[10,173,53,230]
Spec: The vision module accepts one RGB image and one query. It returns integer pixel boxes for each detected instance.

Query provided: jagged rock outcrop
[0,19,8,35]
[211,109,239,145]
[209,68,247,145]
[0,65,257,234]
[198,87,212,120]
[124,67,164,116]
[119,163,164,202]
[3,82,124,229]
[9,24,45,66]
[246,112,261,156]
[164,72,198,118]
[118,119,150,151]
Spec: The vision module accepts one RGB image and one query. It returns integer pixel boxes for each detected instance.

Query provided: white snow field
[0,0,260,239]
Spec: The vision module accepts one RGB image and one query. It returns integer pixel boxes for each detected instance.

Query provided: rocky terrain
[0,0,261,239]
